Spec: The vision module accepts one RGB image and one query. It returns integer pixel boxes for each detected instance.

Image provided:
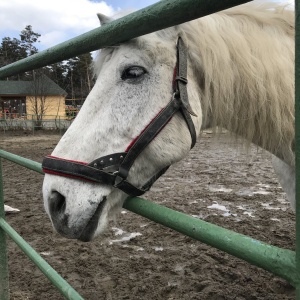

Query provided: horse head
[42,14,203,241]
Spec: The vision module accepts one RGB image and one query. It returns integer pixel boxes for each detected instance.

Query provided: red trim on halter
[42,155,97,182]
[125,108,164,152]
[125,66,177,153]
[42,168,95,183]
[46,155,88,165]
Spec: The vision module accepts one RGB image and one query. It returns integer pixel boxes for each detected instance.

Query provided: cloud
[0,0,116,49]
[39,31,68,48]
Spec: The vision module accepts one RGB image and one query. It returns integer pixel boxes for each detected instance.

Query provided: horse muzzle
[47,191,107,242]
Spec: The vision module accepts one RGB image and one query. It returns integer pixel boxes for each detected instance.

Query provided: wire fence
[0,113,73,133]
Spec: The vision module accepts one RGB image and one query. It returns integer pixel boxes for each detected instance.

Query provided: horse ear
[177,31,189,45]
[97,13,112,26]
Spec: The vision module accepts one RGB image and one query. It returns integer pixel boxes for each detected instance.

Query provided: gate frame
[0,0,299,298]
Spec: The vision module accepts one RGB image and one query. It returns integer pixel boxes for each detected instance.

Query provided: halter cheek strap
[42,36,197,197]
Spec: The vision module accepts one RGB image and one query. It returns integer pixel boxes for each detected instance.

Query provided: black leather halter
[42,36,197,196]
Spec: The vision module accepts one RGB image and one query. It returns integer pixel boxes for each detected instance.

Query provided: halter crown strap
[175,37,197,147]
[42,36,197,197]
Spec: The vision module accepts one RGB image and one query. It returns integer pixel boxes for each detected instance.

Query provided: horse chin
[78,190,127,242]
[43,176,127,242]
[77,196,108,242]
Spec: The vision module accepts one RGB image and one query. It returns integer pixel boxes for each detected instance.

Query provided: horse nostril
[49,191,66,216]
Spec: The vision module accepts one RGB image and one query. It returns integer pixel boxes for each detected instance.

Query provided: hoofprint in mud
[42,3,295,242]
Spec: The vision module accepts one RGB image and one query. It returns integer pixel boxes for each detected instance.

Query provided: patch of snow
[207,202,236,217]
[261,203,280,210]
[236,205,247,210]
[223,212,237,217]
[153,247,164,251]
[256,183,270,188]
[191,213,206,219]
[236,205,256,218]
[243,211,255,217]
[207,203,228,211]
[270,218,280,222]
[208,185,232,193]
[253,190,271,195]
[109,232,142,244]
[189,200,198,204]
[236,187,270,196]
[112,227,125,236]
[4,205,20,213]
[235,188,254,196]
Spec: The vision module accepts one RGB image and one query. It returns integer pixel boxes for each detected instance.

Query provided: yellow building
[0,75,67,120]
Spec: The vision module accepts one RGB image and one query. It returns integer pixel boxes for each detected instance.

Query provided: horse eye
[121,66,146,80]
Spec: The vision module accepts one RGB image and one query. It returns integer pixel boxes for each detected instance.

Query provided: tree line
[0,25,94,103]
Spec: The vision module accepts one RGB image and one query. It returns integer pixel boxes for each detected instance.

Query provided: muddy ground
[0,131,296,300]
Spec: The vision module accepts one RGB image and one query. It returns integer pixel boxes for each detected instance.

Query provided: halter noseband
[42,36,197,197]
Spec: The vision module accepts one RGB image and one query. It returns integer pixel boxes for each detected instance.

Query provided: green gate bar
[0,149,298,287]
[0,160,9,300]
[0,216,84,300]
[124,197,298,286]
[0,0,251,79]
[0,150,43,174]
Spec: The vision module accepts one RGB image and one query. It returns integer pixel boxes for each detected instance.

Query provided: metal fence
[0,113,72,133]
[0,0,299,299]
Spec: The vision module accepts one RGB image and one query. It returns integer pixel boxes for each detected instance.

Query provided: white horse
[42,2,295,242]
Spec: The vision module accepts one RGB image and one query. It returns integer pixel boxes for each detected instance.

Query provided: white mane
[180,2,294,165]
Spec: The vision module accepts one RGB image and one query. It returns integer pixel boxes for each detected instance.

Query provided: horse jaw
[272,156,295,210]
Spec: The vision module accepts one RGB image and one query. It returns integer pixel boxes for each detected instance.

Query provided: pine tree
[20,25,41,56]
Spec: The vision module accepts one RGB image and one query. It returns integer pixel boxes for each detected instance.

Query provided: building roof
[0,75,67,96]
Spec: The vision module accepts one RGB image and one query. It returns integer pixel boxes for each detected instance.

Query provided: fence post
[3,112,6,134]
[32,115,34,135]
[59,116,61,136]
[0,159,9,300]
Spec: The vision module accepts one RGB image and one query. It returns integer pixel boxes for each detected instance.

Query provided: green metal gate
[0,0,299,299]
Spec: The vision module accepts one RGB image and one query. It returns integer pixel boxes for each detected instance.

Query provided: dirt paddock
[0,130,296,300]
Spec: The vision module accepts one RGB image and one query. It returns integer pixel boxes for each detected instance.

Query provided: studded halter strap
[42,36,197,197]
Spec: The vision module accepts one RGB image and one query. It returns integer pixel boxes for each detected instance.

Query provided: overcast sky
[0,0,292,51]
[0,0,159,50]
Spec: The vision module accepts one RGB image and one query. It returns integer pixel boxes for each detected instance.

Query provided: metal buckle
[113,171,124,187]
[172,90,180,100]
[175,76,188,84]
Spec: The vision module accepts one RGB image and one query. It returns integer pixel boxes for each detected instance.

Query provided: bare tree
[27,72,51,129]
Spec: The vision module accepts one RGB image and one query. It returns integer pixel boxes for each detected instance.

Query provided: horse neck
[202,62,295,167]
[189,8,295,166]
